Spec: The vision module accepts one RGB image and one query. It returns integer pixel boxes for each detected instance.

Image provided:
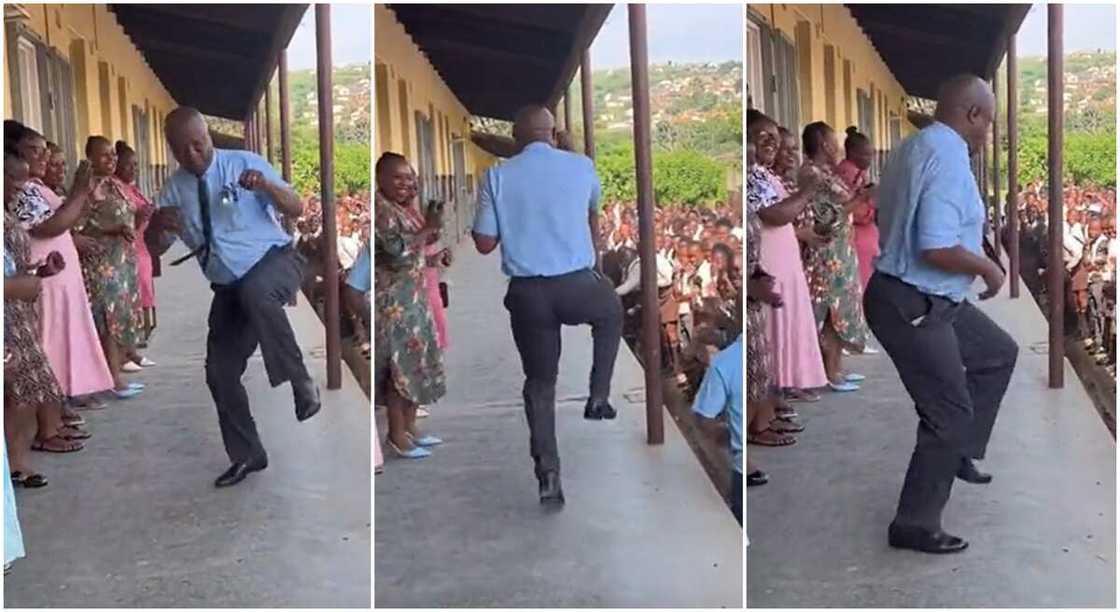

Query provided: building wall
[748,4,917,156]
[374,5,495,180]
[374,4,498,241]
[5,4,177,182]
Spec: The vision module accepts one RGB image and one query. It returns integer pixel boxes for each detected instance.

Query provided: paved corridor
[374,246,743,608]
[5,246,371,608]
[747,284,1116,608]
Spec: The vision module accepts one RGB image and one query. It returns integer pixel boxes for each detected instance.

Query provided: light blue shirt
[4,252,15,277]
[692,336,743,474]
[158,149,293,285]
[347,242,371,294]
[473,142,601,277]
[876,121,986,302]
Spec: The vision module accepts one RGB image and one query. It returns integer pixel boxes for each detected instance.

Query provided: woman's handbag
[439,281,449,308]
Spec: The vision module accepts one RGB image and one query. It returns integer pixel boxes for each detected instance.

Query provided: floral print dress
[796,161,869,350]
[744,181,771,403]
[373,191,446,407]
[76,177,142,350]
[4,209,64,409]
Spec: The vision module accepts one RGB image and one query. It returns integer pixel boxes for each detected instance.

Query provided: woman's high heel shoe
[408,432,443,447]
[387,439,431,459]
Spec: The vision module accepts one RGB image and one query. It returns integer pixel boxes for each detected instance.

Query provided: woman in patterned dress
[796,122,872,391]
[114,142,158,357]
[4,153,86,489]
[374,152,446,459]
[747,109,820,447]
[10,126,115,415]
[76,136,144,398]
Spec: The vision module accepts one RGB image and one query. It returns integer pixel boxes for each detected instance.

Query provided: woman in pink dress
[424,244,451,349]
[10,128,114,411]
[114,143,157,349]
[746,111,829,438]
[837,127,879,291]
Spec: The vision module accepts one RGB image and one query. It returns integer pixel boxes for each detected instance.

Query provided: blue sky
[1017,3,1116,56]
[590,4,742,69]
[287,4,371,70]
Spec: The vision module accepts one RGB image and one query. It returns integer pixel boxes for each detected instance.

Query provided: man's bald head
[165,106,214,176]
[933,74,995,152]
[512,105,556,149]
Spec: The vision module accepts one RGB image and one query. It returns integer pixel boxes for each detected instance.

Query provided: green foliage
[1012,130,1116,188]
[290,135,371,197]
[595,142,725,208]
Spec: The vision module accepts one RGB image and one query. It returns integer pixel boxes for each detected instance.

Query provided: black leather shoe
[214,458,268,488]
[294,378,321,422]
[583,399,617,420]
[957,458,992,484]
[538,470,565,506]
[888,523,969,554]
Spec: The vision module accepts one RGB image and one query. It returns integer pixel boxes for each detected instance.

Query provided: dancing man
[472,106,623,506]
[150,107,321,488]
[866,75,1018,553]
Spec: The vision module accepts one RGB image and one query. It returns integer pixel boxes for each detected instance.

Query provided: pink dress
[424,244,449,349]
[837,159,880,290]
[120,182,156,309]
[26,181,115,397]
[746,165,828,390]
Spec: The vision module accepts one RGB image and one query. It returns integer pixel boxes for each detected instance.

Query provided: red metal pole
[992,77,1001,260]
[279,52,292,183]
[1008,32,1021,299]
[581,52,596,160]
[266,77,274,165]
[1047,4,1064,389]
[317,4,341,390]
[628,4,663,445]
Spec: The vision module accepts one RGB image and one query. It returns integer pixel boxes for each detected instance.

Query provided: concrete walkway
[747,282,1116,608]
[4,246,371,608]
[374,247,743,608]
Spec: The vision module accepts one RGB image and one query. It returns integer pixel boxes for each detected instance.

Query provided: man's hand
[978,261,1005,301]
[239,169,267,191]
[151,208,184,235]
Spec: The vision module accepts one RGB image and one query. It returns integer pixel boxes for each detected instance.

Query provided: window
[824,45,836,127]
[16,38,42,131]
[414,111,436,204]
[746,12,799,130]
[746,19,765,113]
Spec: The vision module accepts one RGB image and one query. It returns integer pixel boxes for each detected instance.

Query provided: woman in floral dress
[76,136,143,398]
[796,122,871,391]
[115,142,158,354]
[374,152,445,459]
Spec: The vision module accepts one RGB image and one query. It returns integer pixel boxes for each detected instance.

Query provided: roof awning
[388,3,611,120]
[109,4,307,119]
[845,4,1031,99]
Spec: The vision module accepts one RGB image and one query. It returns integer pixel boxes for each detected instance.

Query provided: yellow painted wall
[6,4,177,172]
[749,3,917,153]
[373,4,496,182]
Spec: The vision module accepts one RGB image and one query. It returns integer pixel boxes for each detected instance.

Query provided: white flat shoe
[140,357,157,367]
[121,361,142,373]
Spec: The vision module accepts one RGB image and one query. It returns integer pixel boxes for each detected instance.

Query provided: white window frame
[16,37,42,131]
[746,19,766,115]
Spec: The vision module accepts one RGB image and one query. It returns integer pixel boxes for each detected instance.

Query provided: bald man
[472,105,623,505]
[150,107,321,488]
[867,75,1018,553]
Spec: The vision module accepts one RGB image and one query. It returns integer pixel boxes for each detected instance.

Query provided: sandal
[57,425,91,441]
[10,471,48,488]
[31,436,84,453]
[62,414,86,427]
[748,429,796,447]
[786,389,821,403]
[770,418,805,434]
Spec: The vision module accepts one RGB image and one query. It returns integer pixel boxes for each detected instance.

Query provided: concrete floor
[747,283,1116,608]
[374,247,743,608]
[4,246,371,608]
